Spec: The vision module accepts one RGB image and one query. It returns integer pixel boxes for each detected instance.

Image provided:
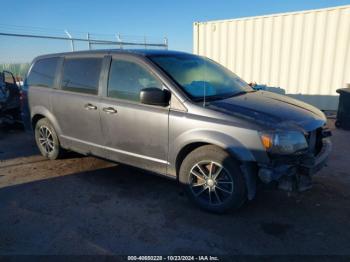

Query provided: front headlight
[259,131,308,155]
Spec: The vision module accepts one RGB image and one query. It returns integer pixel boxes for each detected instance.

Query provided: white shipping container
[193,5,350,110]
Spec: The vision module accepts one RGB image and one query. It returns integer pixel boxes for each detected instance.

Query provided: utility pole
[87,33,91,50]
[116,34,123,49]
[164,37,168,50]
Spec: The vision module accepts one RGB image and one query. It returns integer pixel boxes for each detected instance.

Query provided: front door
[100,56,169,174]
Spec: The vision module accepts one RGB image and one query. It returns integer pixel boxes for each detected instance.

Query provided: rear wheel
[34,118,63,160]
[179,145,246,213]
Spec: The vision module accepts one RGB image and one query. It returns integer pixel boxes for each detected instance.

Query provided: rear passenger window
[61,58,102,95]
[108,59,162,102]
[27,57,59,88]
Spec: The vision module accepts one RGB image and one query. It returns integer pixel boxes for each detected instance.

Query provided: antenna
[202,60,207,107]
[203,81,206,107]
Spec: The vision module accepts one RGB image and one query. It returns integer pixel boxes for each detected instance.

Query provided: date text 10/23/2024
[127,256,220,261]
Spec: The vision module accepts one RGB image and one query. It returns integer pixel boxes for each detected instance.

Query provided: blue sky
[1,0,350,63]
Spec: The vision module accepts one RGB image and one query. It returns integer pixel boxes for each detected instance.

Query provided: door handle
[103,107,117,114]
[84,103,97,110]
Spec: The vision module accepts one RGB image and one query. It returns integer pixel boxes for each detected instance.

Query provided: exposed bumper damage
[258,138,332,192]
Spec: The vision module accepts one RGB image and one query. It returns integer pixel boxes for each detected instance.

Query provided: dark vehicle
[0,71,22,126]
[27,50,332,213]
[335,87,350,130]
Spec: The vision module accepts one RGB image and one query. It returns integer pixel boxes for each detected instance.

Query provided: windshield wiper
[193,92,242,102]
[193,89,255,102]
[224,89,257,98]
[213,91,248,100]
[228,91,247,97]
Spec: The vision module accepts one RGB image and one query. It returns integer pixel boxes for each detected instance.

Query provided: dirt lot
[0,120,349,255]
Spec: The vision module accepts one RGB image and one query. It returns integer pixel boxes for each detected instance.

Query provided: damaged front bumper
[258,138,332,192]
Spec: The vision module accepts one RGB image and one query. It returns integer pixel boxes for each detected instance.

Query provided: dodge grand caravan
[27,50,332,213]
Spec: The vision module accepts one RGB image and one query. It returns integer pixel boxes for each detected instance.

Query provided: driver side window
[108,59,162,102]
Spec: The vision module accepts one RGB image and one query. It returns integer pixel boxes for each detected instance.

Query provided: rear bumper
[258,138,332,191]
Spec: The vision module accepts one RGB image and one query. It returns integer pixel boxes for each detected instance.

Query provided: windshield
[148,54,252,101]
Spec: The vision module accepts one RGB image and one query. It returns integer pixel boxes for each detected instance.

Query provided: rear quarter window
[61,58,102,95]
[27,57,59,88]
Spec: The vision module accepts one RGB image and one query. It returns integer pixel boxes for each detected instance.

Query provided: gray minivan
[27,49,331,212]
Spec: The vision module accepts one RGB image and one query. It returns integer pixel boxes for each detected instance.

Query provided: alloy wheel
[189,161,234,206]
[38,126,55,154]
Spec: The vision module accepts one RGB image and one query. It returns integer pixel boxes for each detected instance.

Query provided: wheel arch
[31,114,45,129]
[175,142,209,178]
[30,106,62,135]
[171,130,257,178]
[174,140,258,201]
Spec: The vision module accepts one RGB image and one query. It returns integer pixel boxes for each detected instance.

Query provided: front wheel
[34,118,64,160]
[179,145,246,213]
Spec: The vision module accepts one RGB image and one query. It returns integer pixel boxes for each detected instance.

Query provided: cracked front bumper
[299,139,332,176]
[258,138,332,192]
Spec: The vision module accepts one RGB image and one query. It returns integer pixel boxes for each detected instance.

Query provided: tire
[34,118,64,160]
[335,120,341,128]
[179,145,247,213]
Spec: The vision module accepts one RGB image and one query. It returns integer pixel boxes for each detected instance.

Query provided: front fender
[177,129,256,161]
[168,128,265,177]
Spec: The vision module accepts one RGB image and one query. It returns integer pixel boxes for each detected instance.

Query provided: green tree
[0,63,31,79]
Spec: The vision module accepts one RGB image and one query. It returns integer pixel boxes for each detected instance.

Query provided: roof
[34,49,190,61]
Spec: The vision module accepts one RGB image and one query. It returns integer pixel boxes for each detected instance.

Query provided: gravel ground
[0,120,349,255]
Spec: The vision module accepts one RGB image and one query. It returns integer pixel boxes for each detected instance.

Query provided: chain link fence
[0,24,168,79]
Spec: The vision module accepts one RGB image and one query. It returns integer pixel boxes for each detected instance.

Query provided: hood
[206,91,326,131]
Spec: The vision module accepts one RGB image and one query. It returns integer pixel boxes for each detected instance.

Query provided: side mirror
[140,87,171,107]
[3,71,16,86]
[248,82,257,88]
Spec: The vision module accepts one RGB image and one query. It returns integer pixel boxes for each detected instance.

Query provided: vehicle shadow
[0,162,349,255]
[0,128,84,161]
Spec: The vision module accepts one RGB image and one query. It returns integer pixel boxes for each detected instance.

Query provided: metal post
[87,33,91,50]
[116,34,123,49]
[64,30,74,51]
[164,37,168,50]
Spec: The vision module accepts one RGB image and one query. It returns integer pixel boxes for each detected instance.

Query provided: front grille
[315,128,323,154]
[306,128,323,155]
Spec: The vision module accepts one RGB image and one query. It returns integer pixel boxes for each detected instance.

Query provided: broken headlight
[260,131,308,155]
